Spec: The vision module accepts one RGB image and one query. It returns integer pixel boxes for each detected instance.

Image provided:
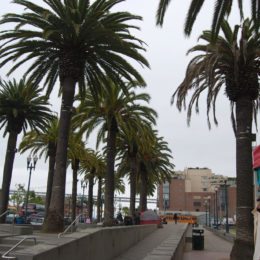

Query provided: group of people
[116,210,140,226]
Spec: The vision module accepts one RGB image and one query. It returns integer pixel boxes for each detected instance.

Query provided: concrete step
[0,243,25,251]
[0,225,33,235]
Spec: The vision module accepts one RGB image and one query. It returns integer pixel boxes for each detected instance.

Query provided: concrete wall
[15,225,157,260]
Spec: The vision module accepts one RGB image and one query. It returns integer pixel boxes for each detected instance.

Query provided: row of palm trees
[0,0,170,233]
[157,1,260,259]
[0,0,259,259]
[0,75,174,227]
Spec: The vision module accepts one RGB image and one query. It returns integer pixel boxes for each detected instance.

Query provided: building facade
[158,167,236,220]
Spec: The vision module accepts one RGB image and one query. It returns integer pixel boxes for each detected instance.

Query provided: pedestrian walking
[173,213,178,224]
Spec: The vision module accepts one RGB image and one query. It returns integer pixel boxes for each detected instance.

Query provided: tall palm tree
[67,136,86,223]
[137,132,174,211]
[19,115,86,220]
[19,116,58,215]
[76,81,157,225]
[0,78,52,222]
[0,0,149,232]
[79,149,101,221]
[117,123,156,217]
[172,19,259,260]
[156,0,260,40]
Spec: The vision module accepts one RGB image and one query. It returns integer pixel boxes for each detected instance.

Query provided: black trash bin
[192,228,204,250]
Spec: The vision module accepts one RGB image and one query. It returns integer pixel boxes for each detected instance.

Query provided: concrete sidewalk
[183,228,233,260]
[114,223,187,260]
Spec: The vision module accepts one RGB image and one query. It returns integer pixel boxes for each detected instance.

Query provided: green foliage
[10,184,44,211]
[121,206,129,216]
[0,78,53,136]
[28,190,44,204]
[10,184,26,211]
[0,0,149,99]
[156,0,260,41]
[172,18,260,131]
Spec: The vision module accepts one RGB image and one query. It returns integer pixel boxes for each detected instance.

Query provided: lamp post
[25,156,37,223]
[163,195,166,216]
[81,183,87,221]
[205,201,208,226]
[215,188,219,229]
[100,194,104,222]
[224,180,229,234]
[213,194,216,227]
[208,197,211,227]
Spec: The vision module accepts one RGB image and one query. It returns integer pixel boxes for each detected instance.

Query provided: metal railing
[0,210,16,236]
[2,235,36,259]
[58,214,83,238]
[0,210,9,218]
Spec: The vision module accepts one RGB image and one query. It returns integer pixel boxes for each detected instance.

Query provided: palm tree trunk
[71,161,79,222]
[129,156,137,218]
[104,118,117,226]
[87,168,95,221]
[140,169,148,212]
[97,176,102,222]
[45,149,55,216]
[0,131,18,223]
[43,77,76,232]
[230,97,254,260]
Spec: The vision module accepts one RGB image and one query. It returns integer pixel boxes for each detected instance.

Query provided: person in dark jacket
[173,213,178,224]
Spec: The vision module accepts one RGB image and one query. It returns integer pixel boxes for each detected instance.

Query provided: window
[202,176,207,180]
[203,188,207,192]
[163,182,169,193]
[163,181,170,209]
[193,202,201,207]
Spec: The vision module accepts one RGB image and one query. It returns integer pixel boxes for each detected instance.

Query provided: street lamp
[215,188,219,229]
[208,197,211,227]
[100,194,104,222]
[224,180,229,234]
[25,156,38,223]
[81,182,87,221]
[204,201,208,226]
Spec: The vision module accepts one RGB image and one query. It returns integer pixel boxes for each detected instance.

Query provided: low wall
[15,224,157,260]
[143,223,189,260]
[0,224,33,235]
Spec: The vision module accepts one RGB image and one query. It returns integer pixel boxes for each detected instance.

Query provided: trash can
[192,228,204,250]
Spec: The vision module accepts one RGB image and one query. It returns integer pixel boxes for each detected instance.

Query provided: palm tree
[76,81,156,225]
[156,0,260,40]
[19,116,58,215]
[0,78,52,222]
[172,19,259,260]
[19,114,86,220]
[67,136,86,223]
[137,132,174,211]
[79,149,101,222]
[117,123,156,217]
[0,0,149,232]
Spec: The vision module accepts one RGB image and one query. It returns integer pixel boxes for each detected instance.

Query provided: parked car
[5,214,18,224]
[30,213,44,226]
[221,218,234,226]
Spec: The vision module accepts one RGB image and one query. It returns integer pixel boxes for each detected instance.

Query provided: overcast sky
[0,1,255,199]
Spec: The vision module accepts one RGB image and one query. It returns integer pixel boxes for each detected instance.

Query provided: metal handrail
[58,214,83,238]
[0,210,9,218]
[2,235,37,259]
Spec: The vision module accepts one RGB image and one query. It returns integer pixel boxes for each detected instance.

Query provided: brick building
[158,168,236,220]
